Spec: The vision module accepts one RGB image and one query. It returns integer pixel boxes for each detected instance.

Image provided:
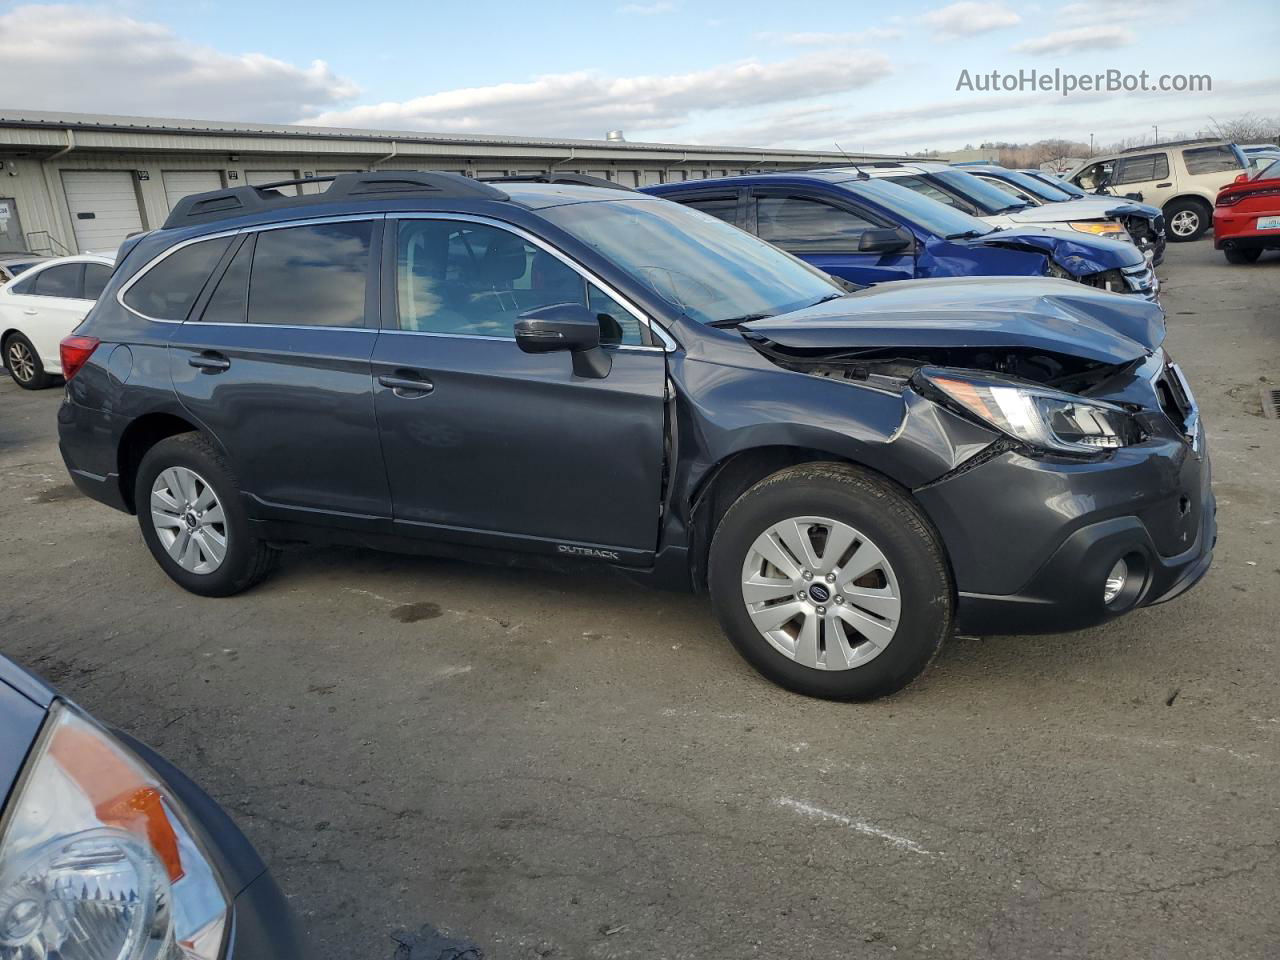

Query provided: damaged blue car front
[644,171,1159,301]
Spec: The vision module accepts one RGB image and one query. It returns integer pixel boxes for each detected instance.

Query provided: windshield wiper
[994,203,1030,214]
[808,293,847,306]
[708,313,774,328]
[945,229,988,240]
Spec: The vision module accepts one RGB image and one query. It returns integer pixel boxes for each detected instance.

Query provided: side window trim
[385,212,674,352]
[116,214,383,327]
[188,233,251,324]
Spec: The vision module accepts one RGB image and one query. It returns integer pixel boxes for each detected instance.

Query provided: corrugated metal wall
[2,148,763,255]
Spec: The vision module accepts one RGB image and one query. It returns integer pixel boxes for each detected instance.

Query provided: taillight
[59,335,100,379]
[1218,185,1280,207]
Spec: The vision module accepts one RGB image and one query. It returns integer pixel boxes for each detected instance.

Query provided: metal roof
[0,109,907,161]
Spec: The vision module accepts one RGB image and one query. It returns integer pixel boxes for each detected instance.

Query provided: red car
[1214,158,1280,263]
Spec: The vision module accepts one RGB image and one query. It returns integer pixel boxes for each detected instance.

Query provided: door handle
[21,309,37,315]
[1156,182,1172,188]
[188,352,231,372]
[378,374,434,397]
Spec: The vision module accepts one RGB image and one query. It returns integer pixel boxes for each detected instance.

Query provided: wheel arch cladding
[117,412,204,513]
[686,446,955,593]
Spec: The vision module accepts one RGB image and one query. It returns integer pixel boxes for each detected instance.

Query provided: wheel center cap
[183,511,199,530]
[808,583,831,604]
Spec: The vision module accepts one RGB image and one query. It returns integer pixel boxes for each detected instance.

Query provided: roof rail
[480,173,637,192]
[163,171,509,229]
[1119,137,1223,155]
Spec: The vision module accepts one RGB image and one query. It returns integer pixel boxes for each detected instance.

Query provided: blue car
[644,171,1158,300]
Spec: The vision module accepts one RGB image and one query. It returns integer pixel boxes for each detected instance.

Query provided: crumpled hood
[1004,198,1142,224]
[967,226,1145,273]
[742,276,1165,366]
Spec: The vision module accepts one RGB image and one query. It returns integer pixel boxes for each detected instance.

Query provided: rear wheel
[1165,198,1211,242]
[135,434,279,597]
[4,333,53,389]
[1224,246,1262,264]
[708,463,953,701]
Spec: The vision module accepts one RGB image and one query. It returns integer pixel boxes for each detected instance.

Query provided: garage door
[303,170,359,195]
[162,171,223,211]
[246,170,299,196]
[61,171,144,254]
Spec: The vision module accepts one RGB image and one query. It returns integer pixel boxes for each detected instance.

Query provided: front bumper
[916,387,1213,636]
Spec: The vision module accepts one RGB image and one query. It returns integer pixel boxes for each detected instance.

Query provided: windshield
[928,168,1032,215]
[990,170,1075,202]
[841,177,992,239]
[540,198,841,326]
[1033,172,1087,198]
[1255,159,1280,181]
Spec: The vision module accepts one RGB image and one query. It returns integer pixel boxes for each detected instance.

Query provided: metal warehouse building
[0,110,904,257]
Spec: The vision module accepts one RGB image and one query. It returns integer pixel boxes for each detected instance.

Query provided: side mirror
[1124,192,1144,202]
[858,226,913,254]
[515,302,610,379]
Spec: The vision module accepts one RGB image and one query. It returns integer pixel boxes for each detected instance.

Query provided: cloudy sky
[0,0,1275,152]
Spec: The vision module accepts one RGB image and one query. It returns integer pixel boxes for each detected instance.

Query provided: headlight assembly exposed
[917,368,1145,455]
[1067,220,1128,238]
[0,703,228,960]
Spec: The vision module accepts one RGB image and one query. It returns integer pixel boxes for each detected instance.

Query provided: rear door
[370,214,667,559]
[1111,152,1171,203]
[2,261,94,366]
[155,219,391,528]
[749,189,916,285]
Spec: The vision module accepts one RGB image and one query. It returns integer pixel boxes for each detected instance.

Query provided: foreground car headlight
[0,704,227,959]
[1067,220,1127,238]
[918,369,1144,455]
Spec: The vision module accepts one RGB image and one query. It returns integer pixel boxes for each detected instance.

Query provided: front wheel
[135,434,279,597]
[708,464,953,701]
[1224,246,1262,264]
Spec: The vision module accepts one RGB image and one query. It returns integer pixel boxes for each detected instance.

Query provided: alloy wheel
[150,467,228,574]
[6,340,35,383]
[739,516,901,671]
[1170,210,1200,237]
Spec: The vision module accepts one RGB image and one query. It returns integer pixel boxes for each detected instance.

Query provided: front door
[160,219,391,528]
[371,215,668,559]
[749,190,916,285]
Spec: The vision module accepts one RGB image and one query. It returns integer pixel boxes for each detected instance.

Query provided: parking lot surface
[1,241,1278,959]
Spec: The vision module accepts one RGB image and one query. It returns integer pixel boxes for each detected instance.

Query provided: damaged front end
[973,228,1159,301]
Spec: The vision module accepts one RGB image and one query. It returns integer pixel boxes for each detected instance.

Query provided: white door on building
[61,171,144,255]
[162,171,223,211]
[245,170,299,195]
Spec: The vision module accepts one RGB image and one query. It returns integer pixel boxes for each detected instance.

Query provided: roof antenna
[835,142,870,179]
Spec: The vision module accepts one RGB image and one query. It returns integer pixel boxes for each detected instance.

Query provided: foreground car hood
[968,226,1145,273]
[1004,198,1143,224]
[743,276,1165,365]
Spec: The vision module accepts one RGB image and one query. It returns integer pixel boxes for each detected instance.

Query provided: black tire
[707,463,953,701]
[1224,246,1262,264]
[135,433,279,597]
[3,332,53,389]
[1164,198,1211,242]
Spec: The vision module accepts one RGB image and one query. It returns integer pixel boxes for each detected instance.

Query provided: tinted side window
[32,264,82,299]
[756,196,879,252]
[1184,145,1243,175]
[396,219,643,345]
[1115,153,1170,184]
[83,263,112,300]
[7,273,37,295]
[248,221,372,328]
[682,196,738,225]
[200,237,253,324]
[125,237,232,320]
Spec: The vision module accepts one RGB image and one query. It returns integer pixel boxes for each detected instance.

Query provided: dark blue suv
[57,173,1212,701]
[645,171,1157,298]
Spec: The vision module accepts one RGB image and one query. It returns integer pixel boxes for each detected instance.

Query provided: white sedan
[1,254,113,389]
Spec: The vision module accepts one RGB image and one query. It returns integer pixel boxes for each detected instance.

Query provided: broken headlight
[0,703,228,960]
[1066,220,1128,239]
[918,369,1144,455]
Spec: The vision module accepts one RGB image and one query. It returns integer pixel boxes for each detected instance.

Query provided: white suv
[1065,140,1249,242]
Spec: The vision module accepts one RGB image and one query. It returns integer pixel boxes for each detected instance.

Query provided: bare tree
[1201,114,1279,145]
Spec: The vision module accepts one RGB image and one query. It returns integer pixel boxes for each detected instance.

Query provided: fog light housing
[1103,558,1129,605]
